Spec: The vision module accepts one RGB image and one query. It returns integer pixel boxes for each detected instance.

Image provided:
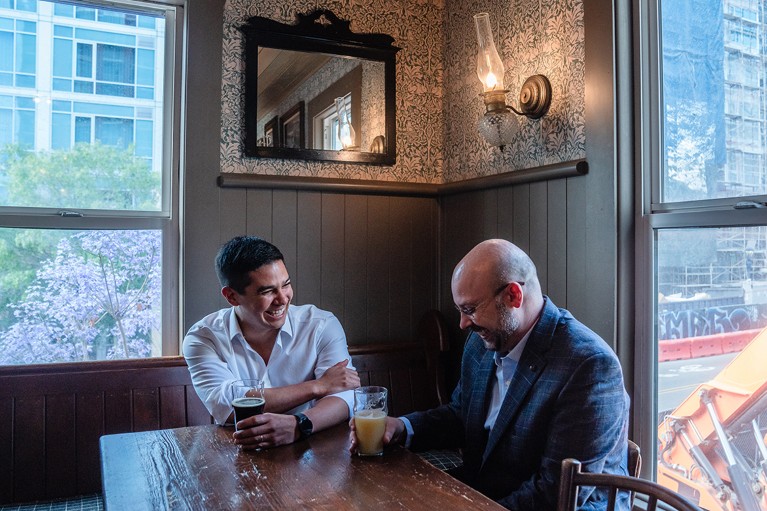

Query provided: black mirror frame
[241,10,400,165]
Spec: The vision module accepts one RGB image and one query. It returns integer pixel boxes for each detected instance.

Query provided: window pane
[51,112,70,149]
[96,44,134,84]
[15,108,33,146]
[0,31,12,72]
[0,228,162,364]
[0,0,164,212]
[54,3,73,17]
[74,115,90,143]
[0,108,11,146]
[95,116,132,148]
[0,0,175,366]
[75,6,95,20]
[136,48,153,85]
[15,32,35,73]
[655,226,767,509]
[16,0,36,12]
[661,2,767,202]
[76,42,92,78]
[53,38,72,77]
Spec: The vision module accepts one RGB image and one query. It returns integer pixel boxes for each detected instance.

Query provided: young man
[184,236,359,449]
[352,239,630,510]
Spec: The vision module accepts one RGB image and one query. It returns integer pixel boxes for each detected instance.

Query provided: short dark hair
[215,236,284,293]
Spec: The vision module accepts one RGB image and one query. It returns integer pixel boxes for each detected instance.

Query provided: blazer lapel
[465,348,496,458]
[481,298,561,465]
[482,348,546,463]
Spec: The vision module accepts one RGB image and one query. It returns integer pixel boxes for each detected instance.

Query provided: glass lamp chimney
[474,13,505,93]
[334,97,356,150]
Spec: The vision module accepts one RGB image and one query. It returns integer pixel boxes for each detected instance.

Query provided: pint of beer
[354,386,388,456]
[229,379,265,431]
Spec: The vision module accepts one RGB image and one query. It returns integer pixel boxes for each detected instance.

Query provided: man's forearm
[301,396,350,433]
[262,380,323,413]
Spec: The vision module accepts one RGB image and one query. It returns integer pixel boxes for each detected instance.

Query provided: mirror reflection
[242,10,398,165]
[256,48,386,153]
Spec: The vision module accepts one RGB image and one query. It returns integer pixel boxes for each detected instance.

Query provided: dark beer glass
[229,379,265,431]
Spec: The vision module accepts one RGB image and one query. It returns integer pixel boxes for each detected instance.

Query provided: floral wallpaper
[221,0,445,183]
[219,0,584,183]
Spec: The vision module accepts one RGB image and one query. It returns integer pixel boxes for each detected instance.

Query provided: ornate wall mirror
[241,10,400,165]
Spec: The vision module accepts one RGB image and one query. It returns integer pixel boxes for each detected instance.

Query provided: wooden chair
[626,439,642,507]
[627,440,641,478]
[557,458,701,511]
[419,309,452,406]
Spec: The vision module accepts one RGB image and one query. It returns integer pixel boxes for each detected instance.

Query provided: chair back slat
[606,487,617,510]
[627,440,641,477]
[627,439,642,508]
[557,458,702,511]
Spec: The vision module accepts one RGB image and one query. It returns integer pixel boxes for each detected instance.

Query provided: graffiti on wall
[659,303,767,340]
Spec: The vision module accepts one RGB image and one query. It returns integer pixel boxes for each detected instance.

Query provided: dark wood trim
[348,342,419,355]
[218,173,440,197]
[217,158,588,197]
[0,356,188,378]
[438,159,588,195]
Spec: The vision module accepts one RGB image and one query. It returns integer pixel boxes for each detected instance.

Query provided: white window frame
[634,0,767,478]
[313,93,351,150]
[0,0,183,359]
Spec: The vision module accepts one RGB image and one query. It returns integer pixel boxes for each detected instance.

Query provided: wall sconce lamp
[474,12,552,149]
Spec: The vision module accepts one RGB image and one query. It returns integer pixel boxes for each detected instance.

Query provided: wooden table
[100,423,505,510]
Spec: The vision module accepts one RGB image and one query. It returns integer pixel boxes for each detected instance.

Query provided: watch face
[297,413,313,437]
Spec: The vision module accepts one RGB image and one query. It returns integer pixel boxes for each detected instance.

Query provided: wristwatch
[294,413,313,440]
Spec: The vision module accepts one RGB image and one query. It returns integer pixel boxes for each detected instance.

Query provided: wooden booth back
[0,311,450,505]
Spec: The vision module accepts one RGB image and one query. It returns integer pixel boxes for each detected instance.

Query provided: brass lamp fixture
[474,12,552,149]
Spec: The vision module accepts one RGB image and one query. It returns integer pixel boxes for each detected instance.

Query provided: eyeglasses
[454,282,525,318]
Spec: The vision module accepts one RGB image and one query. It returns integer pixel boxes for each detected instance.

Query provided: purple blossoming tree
[0,230,161,364]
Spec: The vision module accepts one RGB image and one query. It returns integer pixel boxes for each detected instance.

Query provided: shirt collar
[226,306,294,350]
[278,308,294,347]
[494,322,534,366]
[227,307,244,343]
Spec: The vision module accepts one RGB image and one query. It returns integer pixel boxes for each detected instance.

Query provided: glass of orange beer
[353,386,388,456]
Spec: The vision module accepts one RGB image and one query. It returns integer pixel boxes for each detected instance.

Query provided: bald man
[351,239,630,511]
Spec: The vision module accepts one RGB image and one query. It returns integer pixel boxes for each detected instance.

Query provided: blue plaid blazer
[405,297,630,511]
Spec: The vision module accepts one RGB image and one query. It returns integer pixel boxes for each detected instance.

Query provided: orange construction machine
[658,327,767,510]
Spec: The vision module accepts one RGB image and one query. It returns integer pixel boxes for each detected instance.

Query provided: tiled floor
[0,494,103,511]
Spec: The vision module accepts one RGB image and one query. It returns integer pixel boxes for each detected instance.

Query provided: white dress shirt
[483,331,531,431]
[183,303,355,424]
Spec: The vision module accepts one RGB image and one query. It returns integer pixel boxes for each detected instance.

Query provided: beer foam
[354,409,386,419]
[232,397,265,407]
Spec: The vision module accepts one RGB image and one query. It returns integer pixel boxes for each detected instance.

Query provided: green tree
[2,143,160,211]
